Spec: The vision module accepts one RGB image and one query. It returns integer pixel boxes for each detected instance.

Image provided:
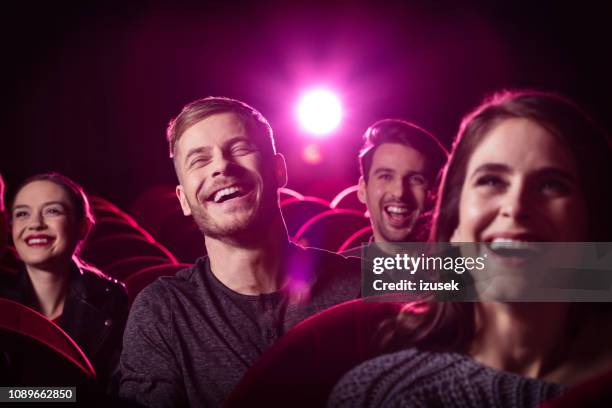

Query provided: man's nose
[210,152,231,178]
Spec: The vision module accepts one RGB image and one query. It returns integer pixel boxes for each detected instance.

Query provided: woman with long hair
[0,173,128,386]
[329,90,612,407]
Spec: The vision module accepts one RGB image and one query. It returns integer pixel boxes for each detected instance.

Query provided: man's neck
[205,215,289,295]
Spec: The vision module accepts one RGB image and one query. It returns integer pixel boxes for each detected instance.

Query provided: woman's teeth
[26,237,52,245]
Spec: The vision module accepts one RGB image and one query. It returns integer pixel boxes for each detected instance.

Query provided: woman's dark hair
[11,172,96,260]
[383,90,612,353]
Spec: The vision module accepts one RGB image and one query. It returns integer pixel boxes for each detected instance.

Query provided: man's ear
[274,153,288,188]
[176,184,192,216]
[357,176,367,204]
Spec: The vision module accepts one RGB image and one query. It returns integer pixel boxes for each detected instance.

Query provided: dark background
[1,1,610,211]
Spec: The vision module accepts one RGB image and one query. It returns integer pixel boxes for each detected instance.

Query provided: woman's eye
[541,179,570,195]
[13,210,29,219]
[378,174,392,181]
[44,207,64,216]
[475,175,505,188]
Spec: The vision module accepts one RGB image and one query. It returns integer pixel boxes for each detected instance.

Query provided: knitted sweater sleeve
[328,348,565,408]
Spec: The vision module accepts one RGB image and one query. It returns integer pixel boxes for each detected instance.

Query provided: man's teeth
[489,238,533,251]
[386,206,408,214]
[27,238,50,245]
[214,186,241,203]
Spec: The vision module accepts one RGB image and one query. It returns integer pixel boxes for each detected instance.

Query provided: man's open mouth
[207,184,250,204]
[383,204,413,226]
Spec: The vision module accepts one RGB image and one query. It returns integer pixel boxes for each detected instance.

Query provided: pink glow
[301,143,323,164]
[279,187,305,201]
[337,225,373,252]
[296,89,342,136]
[279,196,331,208]
[330,185,359,209]
[293,208,367,241]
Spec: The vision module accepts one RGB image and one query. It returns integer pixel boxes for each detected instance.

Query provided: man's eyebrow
[12,204,29,211]
[224,136,257,149]
[183,146,211,166]
[373,167,396,174]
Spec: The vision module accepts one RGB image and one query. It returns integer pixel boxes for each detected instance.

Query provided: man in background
[353,119,448,249]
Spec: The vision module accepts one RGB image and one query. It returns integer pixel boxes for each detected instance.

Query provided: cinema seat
[80,233,177,268]
[104,256,172,281]
[539,368,612,407]
[0,298,95,385]
[280,197,331,238]
[330,185,367,213]
[293,209,370,252]
[337,225,373,253]
[129,186,183,239]
[88,217,156,243]
[158,212,206,263]
[227,299,402,408]
[1,247,23,272]
[124,263,191,305]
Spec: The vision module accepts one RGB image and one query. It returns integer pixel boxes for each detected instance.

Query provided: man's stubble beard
[188,188,279,244]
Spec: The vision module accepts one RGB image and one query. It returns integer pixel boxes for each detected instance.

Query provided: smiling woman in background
[329,90,612,407]
[0,173,128,387]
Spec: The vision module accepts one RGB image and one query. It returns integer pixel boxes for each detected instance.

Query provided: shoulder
[80,268,127,301]
[330,348,566,407]
[329,348,423,407]
[295,245,361,274]
[330,349,481,406]
[129,259,204,311]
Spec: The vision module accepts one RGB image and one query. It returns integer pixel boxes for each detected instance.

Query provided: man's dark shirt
[118,243,360,407]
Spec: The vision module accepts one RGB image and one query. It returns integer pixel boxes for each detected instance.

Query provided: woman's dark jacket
[0,263,128,385]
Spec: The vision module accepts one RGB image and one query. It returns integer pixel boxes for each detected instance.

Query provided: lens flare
[297,89,342,135]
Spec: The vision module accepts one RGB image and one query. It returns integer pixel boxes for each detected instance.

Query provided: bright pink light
[301,143,323,164]
[297,89,342,135]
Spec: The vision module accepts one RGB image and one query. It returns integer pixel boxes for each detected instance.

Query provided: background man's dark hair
[359,119,448,185]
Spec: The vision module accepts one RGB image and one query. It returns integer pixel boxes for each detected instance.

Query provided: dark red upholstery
[293,209,370,252]
[0,298,95,385]
[539,368,612,407]
[88,217,155,243]
[105,256,172,281]
[330,184,367,212]
[280,197,331,238]
[124,263,191,305]
[80,233,177,268]
[227,299,402,407]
